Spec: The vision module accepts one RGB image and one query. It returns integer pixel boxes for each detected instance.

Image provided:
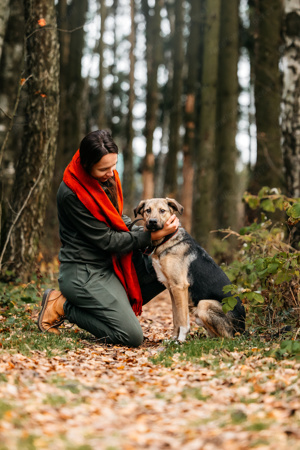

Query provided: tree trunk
[98,0,107,129]
[164,0,185,198]
[181,0,201,233]
[216,0,239,231]
[282,0,300,197]
[43,0,87,259]
[248,0,283,196]
[0,0,60,280]
[141,0,162,200]
[0,0,25,236]
[122,0,135,215]
[192,0,221,249]
[54,0,87,178]
[108,0,119,137]
[0,0,10,59]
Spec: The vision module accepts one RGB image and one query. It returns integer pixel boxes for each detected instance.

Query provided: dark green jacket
[57,181,151,267]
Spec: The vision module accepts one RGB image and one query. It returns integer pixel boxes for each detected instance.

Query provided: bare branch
[0,159,46,271]
[0,75,32,168]
[0,107,12,120]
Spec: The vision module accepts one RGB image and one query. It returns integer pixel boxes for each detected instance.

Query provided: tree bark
[43,0,87,259]
[122,0,135,215]
[192,0,221,249]
[0,0,10,60]
[164,0,185,198]
[216,0,239,231]
[282,0,300,197]
[0,0,25,235]
[248,0,283,196]
[58,0,87,164]
[141,0,163,200]
[98,0,107,129]
[0,0,60,280]
[53,0,87,180]
[181,0,201,232]
[108,0,119,137]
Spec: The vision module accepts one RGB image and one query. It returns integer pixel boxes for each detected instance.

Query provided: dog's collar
[143,229,178,256]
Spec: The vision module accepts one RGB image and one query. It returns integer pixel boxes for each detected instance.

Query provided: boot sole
[37,288,54,332]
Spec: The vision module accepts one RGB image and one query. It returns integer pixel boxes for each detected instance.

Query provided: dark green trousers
[58,252,165,347]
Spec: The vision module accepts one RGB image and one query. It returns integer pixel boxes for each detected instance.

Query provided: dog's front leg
[169,285,190,342]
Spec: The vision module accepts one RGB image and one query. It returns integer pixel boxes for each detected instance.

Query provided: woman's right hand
[151,214,179,241]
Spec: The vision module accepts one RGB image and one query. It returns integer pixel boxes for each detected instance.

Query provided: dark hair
[79,129,119,174]
[79,130,120,212]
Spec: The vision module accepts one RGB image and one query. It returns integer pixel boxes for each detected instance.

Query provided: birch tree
[282,0,300,197]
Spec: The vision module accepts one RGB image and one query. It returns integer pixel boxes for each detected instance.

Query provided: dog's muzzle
[146,218,162,231]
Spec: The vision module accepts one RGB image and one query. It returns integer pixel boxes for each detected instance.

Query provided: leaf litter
[0,291,300,449]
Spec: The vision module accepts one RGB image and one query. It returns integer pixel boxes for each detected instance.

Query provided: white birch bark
[282,0,300,197]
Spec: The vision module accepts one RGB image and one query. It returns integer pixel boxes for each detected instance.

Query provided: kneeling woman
[37,130,179,347]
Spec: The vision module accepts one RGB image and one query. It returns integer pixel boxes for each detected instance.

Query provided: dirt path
[0,292,300,449]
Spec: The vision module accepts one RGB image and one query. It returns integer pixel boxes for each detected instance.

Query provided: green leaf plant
[219,187,300,335]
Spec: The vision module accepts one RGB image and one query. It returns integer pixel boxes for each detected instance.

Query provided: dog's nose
[149,219,157,225]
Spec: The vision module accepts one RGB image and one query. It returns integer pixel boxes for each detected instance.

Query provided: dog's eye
[145,208,151,213]
[160,209,166,213]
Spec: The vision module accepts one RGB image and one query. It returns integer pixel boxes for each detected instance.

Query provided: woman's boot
[37,289,66,335]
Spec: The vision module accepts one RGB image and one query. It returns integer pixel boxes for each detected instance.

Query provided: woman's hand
[151,214,180,241]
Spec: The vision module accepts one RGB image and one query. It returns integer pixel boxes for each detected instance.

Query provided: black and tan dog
[134,198,245,342]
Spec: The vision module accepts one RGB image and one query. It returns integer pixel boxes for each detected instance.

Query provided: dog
[134,198,246,342]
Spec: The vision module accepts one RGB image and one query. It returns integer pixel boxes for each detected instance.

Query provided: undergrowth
[0,277,83,356]
[219,187,300,333]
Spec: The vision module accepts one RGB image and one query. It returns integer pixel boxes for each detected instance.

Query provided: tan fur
[136,198,234,341]
[194,300,233,338]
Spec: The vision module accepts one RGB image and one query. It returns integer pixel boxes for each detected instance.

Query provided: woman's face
[90,153,118,182]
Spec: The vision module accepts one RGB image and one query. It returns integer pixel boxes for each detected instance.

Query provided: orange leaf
[38,18,46,27]
[20,78,26,86]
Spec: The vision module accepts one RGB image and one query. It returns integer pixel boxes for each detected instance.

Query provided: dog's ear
[166,198,184,215]
[134,200,147,217]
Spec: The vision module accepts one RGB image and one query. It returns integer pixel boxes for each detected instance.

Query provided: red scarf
[63,150,143,316]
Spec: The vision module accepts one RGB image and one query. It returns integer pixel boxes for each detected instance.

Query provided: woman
[37,130,179,347]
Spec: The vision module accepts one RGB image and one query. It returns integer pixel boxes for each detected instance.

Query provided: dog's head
[134,198,184,231]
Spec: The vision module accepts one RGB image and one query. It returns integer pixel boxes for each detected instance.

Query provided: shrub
[220,187,300,333]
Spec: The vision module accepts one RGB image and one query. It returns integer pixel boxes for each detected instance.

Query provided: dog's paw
[177,326,189,342]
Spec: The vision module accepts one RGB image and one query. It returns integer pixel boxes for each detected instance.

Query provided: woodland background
[1,3,300,447]
[0,0,299,281]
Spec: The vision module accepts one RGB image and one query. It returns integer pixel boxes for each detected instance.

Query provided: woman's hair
[79,130,120,212]
[79,129,119,174]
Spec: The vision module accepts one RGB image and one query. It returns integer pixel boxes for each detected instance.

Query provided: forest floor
[0,288,300,450]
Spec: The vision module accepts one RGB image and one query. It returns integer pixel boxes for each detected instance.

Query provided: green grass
[0,399,12,419]
[181,387,210,401]
[150,333,270,367]
[0,280,85,356]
